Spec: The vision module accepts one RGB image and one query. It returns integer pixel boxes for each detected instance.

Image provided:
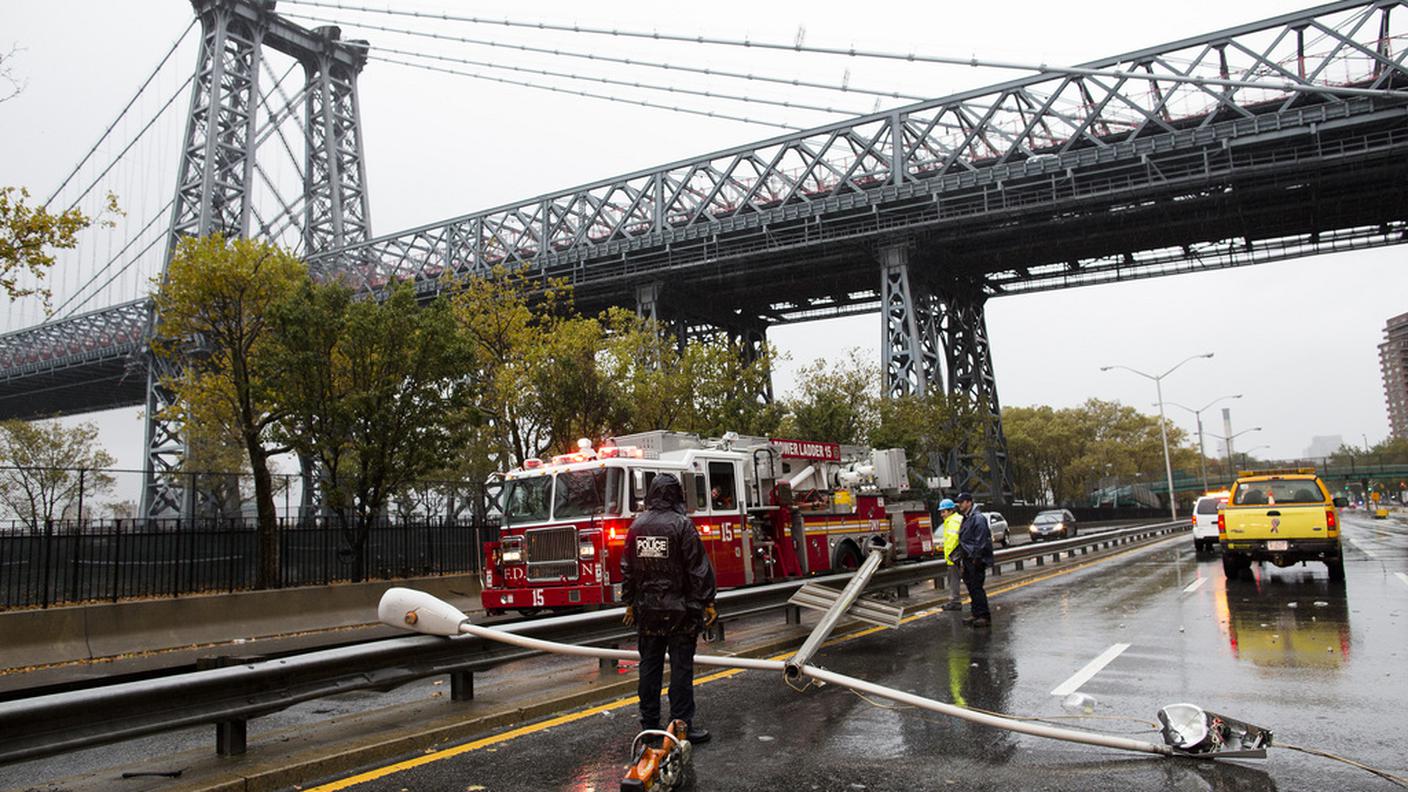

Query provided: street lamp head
[1200,353,1215,359]
[1099,366,1114,372]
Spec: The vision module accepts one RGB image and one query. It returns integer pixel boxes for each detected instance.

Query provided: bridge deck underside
[0,355,146,420]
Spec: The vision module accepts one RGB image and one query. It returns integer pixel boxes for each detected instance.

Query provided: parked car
[986,510,1010,547]
[1190,492,1229,553]
[1028,509,1078,541]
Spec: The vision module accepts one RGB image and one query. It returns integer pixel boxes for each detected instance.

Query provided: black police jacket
[956,506,995,565]
[620,473,717,635]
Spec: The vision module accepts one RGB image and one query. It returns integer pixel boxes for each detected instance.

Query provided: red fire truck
[480,431,935,615]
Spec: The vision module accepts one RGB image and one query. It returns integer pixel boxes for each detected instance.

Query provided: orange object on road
[621,719,691,791]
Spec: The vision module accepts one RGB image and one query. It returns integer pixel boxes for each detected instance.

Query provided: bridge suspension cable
[48,63,312,321]
[47,201,173,321]
[283,0,1408,100]
[372,46,871,118]
[44,20,197,208]
[373,54,803,131]
[57,71,195,216]
[281,11,927,103]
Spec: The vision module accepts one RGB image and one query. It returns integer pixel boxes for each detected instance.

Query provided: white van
[1191,492,1229,553]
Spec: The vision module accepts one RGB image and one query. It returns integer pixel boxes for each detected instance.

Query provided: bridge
[1,0,1406,512]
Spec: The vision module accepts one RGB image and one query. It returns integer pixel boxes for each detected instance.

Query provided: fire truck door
[704,460,747,587]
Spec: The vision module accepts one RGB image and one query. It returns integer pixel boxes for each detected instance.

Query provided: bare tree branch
[0,44,26,103]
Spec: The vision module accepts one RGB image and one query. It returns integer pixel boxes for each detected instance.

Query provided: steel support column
[879,244,942,397]
[144,0,269,519]
[936,281,1014,504]
[302,25,371,256]
[634,281,664,325]
[143,3,374,519]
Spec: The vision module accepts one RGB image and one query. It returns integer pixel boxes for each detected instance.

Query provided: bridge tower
[880,243,1014,503]
[142,0,372,519]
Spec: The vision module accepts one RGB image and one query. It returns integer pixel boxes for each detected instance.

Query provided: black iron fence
[0,517,499,610]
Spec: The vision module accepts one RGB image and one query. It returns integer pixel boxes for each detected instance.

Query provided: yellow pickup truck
[1219,468,1347,581]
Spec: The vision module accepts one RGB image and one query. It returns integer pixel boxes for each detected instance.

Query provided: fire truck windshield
[554,468,622,520]
[503,468,623,526]
[503,475,551,525]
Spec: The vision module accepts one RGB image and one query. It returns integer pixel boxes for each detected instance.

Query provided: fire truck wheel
[834,541,863,572]
[517,608,544,618]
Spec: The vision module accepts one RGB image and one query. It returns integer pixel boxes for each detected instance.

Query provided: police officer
[953,491,993,628]
[621,473,717,743]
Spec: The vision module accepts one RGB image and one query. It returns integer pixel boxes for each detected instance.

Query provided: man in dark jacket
[621,473,717,743]
[953,491,993,628]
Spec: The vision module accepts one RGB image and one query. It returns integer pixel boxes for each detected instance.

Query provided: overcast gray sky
[2,0,1403,475]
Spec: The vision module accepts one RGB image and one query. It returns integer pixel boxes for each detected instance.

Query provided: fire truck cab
[481,431,934,615]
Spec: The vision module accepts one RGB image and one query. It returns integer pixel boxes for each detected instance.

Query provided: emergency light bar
[1236,467,1316,477]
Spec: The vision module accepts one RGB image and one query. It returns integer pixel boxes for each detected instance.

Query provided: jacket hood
[644,473,687,514]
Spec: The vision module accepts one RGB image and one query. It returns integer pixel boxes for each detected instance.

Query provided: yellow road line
[310,534,1175,790]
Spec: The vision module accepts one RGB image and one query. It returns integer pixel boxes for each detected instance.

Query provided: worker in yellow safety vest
[937,498,963,611]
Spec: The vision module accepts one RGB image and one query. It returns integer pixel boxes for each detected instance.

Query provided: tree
[1,44,24,103]
[270,282,473,580]
[152,234,308,588]
[597,309,783,439]
[0,419,115,528]
[1371,437,1408,464]
[0,186,119,305]
[1002,399,1197,505]
[1003,405,1079,504]
[450,266,572,466]
[675,333,785,438]
[778,349,879,445]
[870,391,978,489]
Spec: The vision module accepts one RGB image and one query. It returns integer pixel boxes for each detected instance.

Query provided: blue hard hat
[938,498,957,510]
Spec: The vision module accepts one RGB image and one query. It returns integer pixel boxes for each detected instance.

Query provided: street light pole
[1101,353,1215,521]
[1240,444,1270,470]
[1214,427,1263,478]
[1154,377,1176,521]
[1165,394,1243,493]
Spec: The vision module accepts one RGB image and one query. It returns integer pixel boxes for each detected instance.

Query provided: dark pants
[962,559,990,619]
[637,630,698,730]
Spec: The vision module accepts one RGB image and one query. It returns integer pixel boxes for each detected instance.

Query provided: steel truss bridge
[1,0,1406,508]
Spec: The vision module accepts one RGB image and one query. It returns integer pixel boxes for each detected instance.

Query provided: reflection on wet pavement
[1218,572,1351,669]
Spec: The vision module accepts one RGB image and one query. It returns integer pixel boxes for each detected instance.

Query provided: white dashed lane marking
[1051,643,1132,697]
[1349,537,1378,559]
[1181,577,1207,594]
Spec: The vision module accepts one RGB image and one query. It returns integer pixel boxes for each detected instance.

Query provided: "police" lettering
[637,535,669,558]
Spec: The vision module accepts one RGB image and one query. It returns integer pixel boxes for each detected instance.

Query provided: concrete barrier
[0,574,482,673]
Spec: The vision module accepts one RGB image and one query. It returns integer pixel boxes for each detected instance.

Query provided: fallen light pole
[378,587,1271,767]
[784,538,892,680]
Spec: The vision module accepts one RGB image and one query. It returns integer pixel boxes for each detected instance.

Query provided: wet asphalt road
[302,515,1407,792]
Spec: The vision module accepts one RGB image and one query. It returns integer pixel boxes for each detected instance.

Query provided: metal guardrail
[0,520,1185,765]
